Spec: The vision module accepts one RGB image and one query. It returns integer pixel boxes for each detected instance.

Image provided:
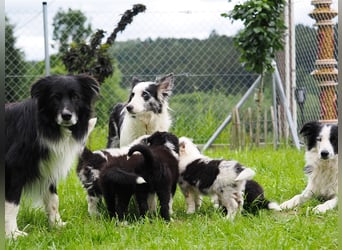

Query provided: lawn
[6,146,338,250]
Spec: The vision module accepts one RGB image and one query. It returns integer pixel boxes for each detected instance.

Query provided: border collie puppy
[178,137,255,220]
[107,73,174,148]
[5,75,99,238]
[77,135,149,217]
[280,121,338,213]
[127,132,179,221]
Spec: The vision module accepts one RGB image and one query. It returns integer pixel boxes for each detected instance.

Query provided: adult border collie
[280,121,338,213]
[5,74,99,238]
[107,73,174,148]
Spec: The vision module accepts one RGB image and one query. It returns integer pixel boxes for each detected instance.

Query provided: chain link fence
[5,1,338,146]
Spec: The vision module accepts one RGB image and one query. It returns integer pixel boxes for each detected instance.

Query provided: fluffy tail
[128,144,155,170]
[235,168,255,181]
[101,167,146,186]
[243,180,281,214]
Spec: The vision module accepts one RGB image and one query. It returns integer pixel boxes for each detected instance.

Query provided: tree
[62,4,146,83]
[222,0,286,145]
[52,8,92,54]
[5,16,28,102]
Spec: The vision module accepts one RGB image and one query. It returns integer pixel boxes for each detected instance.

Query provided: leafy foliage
[223,0,286,74]
[62,4,146,83]
[52,8,93,54]
[111,34,257,94]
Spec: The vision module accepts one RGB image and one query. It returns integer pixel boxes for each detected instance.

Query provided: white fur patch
[280,123,338,213]
[5,201,27,238]
[136,177,147,184]
[24,128,84,203]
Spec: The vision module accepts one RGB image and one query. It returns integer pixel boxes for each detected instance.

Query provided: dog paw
[268,202,282,211]
[51,219,67,228]
[280,201,295,210]
[6,229,28,239]
[186,208,195,214]
[312,204,329,214]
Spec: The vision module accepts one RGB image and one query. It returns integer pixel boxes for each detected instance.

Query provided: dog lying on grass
[280,121,338,213]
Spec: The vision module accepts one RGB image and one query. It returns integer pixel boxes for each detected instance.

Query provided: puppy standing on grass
[280,121,338,213]
[77,132,179,221]
[178,137,255,220]
[77,135,150,217]
[107,73,174,148]
[127,131,180,221]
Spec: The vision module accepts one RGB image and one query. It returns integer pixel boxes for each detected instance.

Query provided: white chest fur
[24,129,84,201]
[120,110,171,147]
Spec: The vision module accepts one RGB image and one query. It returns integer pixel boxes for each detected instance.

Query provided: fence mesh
[5,1,338,146]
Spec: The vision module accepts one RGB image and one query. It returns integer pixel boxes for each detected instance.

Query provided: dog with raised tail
[107,73,174,148]
[280,121,338,213]
[178,137,256,220]
[178,137,281,219]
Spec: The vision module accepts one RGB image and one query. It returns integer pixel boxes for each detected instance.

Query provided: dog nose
[62,111,72,121]
[320,150,329,159]
[126,105,133,113]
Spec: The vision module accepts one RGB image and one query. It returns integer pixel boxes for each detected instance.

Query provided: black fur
[99,153,146,219]
[6,74,99,203]
[77,132,179,221]
[180,159,220,193]
[5,74,99,236]
[107,103,125,148]
[243,180,273,214]
[127,132,179,221]
[77,146,145,219]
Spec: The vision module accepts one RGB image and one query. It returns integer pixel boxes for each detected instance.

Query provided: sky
[5,0,339,61]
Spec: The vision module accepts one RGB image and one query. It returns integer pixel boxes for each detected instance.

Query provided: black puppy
[127,132,179,221]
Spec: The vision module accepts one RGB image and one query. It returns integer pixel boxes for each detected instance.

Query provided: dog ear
[31,76,50,99]
[156,73,174,97]
[87,118,97,135]
[300,121,321,137]
[131,77,142,88]
[77,74,100,99]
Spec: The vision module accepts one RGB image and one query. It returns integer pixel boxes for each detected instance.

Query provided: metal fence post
[42,2,50,76]
[201,75,261,152]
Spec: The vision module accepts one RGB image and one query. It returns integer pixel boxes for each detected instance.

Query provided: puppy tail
[128,144,155,170]
[235,168,255,181]
[102,168,146,185]
[243,180,281,214]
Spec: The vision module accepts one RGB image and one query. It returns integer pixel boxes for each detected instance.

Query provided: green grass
[6,147,338,250]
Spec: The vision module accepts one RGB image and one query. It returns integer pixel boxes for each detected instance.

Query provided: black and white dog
[107,73,174,148]
[178,137,256,220]
[77,136,149,218]
[127,132,179,221]
[280,121,338,213]
[77,132,179,221]
[5,75,99,238]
